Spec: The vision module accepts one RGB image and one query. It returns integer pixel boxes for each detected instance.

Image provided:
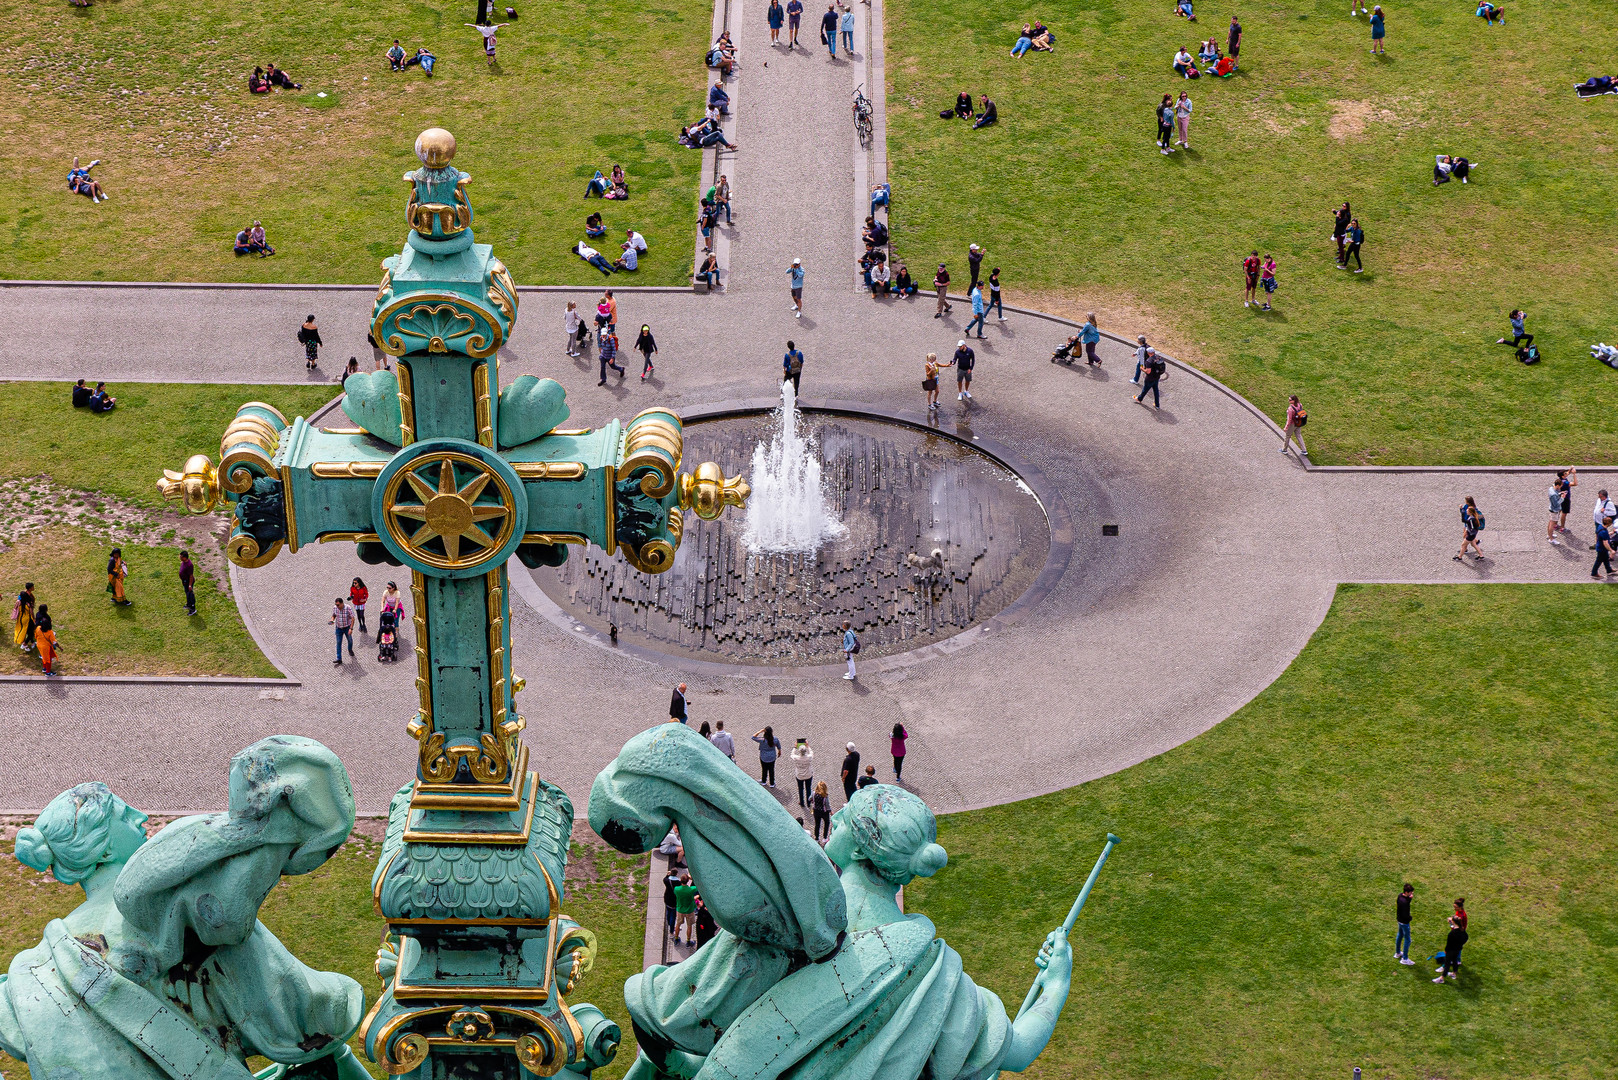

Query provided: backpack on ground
[1517,344,1540,364]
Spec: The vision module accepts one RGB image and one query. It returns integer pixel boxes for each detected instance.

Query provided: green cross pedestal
[158,128,748,1078]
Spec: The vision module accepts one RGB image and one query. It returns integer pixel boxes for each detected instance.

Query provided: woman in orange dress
[107,548,131,605]
[34,605,58,675]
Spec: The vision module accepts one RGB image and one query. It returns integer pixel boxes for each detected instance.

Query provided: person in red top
[1452,897,1467,931]
[349,577,370,634]
[1242,250,1260,307]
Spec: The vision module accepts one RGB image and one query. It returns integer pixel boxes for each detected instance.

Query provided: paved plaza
[0,0,1610,818]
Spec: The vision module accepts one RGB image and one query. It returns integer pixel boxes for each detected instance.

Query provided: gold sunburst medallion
[381,451,518,570]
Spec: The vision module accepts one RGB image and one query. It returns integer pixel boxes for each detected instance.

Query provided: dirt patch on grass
[1327,97,1423,139]
[1018,287,1224,377]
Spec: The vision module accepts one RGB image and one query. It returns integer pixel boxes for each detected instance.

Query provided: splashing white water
[742,381,846,554]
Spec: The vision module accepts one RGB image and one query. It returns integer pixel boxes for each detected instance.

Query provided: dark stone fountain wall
[537,413,1052,666]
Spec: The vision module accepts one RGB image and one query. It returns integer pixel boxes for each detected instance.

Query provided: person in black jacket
[972,95,998,129]
[1394,883,1414,964]
[694,896,718,946]
[71,379,92,407]
[954,91,974,119]
[1435,911,1468,983]
[669,682,688,724]
[840,742,860,802]
[297,315,322,370]
[634,325,658,380]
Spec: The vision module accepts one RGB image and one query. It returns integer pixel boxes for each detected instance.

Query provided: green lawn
[0,526,277,677]
[909,584,1618,1079]
[0,833,648,1079]
[884,0,1618,465]
[0,0,709,285]
[0,382,336,510]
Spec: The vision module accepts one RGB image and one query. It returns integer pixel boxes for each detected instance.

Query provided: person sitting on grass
[71,379,92,407]
[249,220,274,256]
[574,241,616,276]
[972,94,998,129]
[626,227,648,255]
[1197,38,1220,62]
[386,40,407,70]
[1173,46,1200,77]
[88,382,116,412]
[606,164,630,199]
[1214,53,1235,76]
[1011,25,1034,57]
[613,239,639,272]
[403,46,436,75]
[248,67,270,93]
[1030,21,1054,49]
[585,211,606,238]
[1475,2,1503,24]
[954,91,975,119]
[67,157,106,203]
[265,63,302,90]
[233,227,254,256]
[1174,0,1195,20]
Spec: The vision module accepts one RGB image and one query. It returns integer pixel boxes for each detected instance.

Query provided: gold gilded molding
[319,427,367,435]
[486,284,514,322]
[225,534,281,569]
[623,538,676,574]
[278,463,300,553]
[512,462,588,481]
[373,292,503,359]
[603,463,616,556]
[481,566,514,783]
[522,532,587,546]
[381,451,518,572]
[489,258,519,318]
[620,408,683,498]
[549,428,592,436]
[474,362,494,448]
[402,772,540,845]
[375,268,393,308]
[409,745,528,810]
[680,461,751,521]
[311,461,386,479]
[317,531,381,544]
[410,570,431,729]
[397,363,417,446]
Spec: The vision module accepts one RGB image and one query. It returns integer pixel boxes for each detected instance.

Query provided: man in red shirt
[1242,250,1260,307]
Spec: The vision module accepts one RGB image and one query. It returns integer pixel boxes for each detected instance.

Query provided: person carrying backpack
[1281,394,1308,458]
[841,619,859,680]
[1455,497,1484,561]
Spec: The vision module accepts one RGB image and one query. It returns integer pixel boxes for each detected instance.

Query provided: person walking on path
[988,268,1005,320]
[810,780,832,842]
[34,605,58,676]
[922,351,950,411]
[379,581,403,641]
[106,548,131,606]
[670,682,688,724]
[330,596,356,664]
[839,4,854,53]
[1369,5,1385,52]
[768,0,784,45]
[1079,314,1101,366]
[933,264,953,317]
[710,719,735,761]
[1227,13,1241,62]
[1330,201,1351,262]
[1456,497,1484,561]
[821,4,839,57]
[1243,250,1260,306]
[1174,90,1193,149]
[965,284,988,338]
[1341,218,1365,271]
[1280,394,1307,457]
[634,324,658,380]
[840,742,860,801]
[841,619,859,679]
[791,738,815,806]
[891,722,908,779]
[1136,350,1167,408]
[1592,489,1617,547]
[564,302,584,357]
[1435,903,1468,983]
[1260,254,1277,310]
[1496,309,1532,350]
[597,329,625,385]
[783,341,804,396]
[349,577,368,633]
[787,0,803,47]
[178,552,197,616]
[673,873,699,946]
[953,340,976,401]
[1157,93,1175,154]
[297,315,322,371]
[752,725,782,786]
[968,245,984,292]
[1592,516,1614,578]
[788,258,805,317]
[1395,883,1415,964]
[12,582,34,653]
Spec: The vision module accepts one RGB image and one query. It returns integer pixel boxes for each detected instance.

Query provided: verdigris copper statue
[589,723,1116,1080]
[0,736,371,1079]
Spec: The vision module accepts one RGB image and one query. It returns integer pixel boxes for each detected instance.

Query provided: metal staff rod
[1015,832,1121,1020]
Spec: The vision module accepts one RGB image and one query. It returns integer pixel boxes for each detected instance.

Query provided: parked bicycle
[853,83,873,147]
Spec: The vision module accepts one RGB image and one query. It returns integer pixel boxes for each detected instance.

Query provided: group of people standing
[12,584,58,676]
[1394,885,1470,984]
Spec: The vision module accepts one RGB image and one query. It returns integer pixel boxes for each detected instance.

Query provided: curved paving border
[519,396,1074,676]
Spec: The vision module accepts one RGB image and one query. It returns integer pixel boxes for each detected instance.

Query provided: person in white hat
[953,339,976,400]
[841,741,861,801]
[788,258,805,317]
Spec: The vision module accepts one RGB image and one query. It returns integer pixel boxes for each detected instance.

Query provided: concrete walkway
[0,1,1612,819]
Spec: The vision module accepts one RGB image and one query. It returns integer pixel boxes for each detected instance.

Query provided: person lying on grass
[403,47,437,75]
[264,63,301,89]
[1475,3,1503,24]
[1012,25,1034,57]
[67,157,106,202]
[1175,0,1195,20]
[574,241,617,275]
[1434,154,1476,184]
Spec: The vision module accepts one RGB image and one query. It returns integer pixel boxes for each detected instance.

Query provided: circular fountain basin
[534,406,1061,667]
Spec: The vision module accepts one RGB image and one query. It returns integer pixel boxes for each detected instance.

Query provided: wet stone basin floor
[537,413,1052,666]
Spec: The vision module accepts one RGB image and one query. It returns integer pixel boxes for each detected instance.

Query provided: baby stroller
[1051,336,1080,364]
[377,609,400,662]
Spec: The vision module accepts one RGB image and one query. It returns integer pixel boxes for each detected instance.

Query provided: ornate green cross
[159,128,747,1078]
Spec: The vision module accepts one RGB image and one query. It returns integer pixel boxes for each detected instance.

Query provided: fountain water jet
[741,381,846,554]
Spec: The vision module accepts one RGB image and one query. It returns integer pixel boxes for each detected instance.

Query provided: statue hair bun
[14,825,54,873]
[908,841,948,879]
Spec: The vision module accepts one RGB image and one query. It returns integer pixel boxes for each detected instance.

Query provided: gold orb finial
[415,128,457,168]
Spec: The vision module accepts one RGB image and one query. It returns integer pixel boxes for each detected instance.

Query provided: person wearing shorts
[953,340,975,400]
[787,0,803,48]
[1242,250,1260,306]
[1259,255,1277,310]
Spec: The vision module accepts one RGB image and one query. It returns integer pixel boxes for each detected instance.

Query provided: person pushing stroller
[377,607,400,662]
